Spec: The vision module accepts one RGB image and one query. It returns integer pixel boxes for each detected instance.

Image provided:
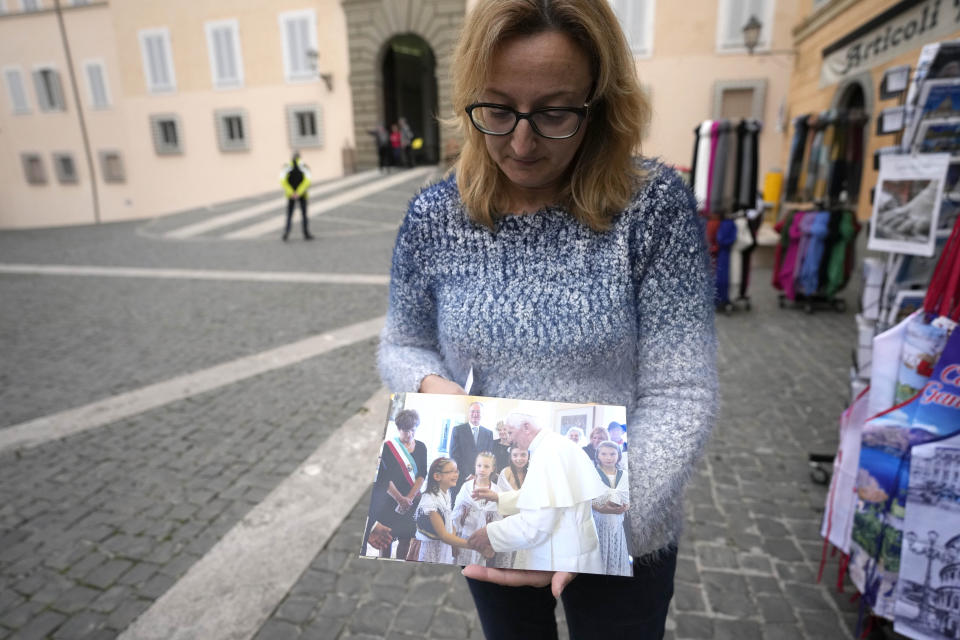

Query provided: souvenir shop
[815,38,960,640]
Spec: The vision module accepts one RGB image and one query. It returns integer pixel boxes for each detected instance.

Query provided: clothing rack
[690,118,763,314]
[772,204,860,314]
[784,110,868,209]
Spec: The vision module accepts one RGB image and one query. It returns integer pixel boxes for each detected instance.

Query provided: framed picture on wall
[556,406,594,436]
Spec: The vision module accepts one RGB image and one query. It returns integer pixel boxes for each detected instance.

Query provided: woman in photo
[453,452,509,567]
[591,441,631,577]
[364,409,426,559]
[378,0,717,637]
[496,447,529,491]
[415,458,473,563]
[492,420,512,478]
[581,425,609,464]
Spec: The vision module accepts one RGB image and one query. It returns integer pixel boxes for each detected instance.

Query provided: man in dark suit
[450,401,494,506]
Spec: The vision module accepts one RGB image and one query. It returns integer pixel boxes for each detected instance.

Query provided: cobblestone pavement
[1,169,873,639]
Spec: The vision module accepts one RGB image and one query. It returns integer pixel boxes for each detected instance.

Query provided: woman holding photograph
[415,458,473,563]
[591,441,631,577]
[365,409,426,560]
[378,0,717,637]
[496,447,529,491]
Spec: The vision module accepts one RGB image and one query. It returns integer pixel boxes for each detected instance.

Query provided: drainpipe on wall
[54,0,100,224]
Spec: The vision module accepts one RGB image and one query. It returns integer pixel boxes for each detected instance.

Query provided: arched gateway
[341,0,465,170]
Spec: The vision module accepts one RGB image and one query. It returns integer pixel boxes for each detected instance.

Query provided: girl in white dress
[453,452,510,567]
[591,441,632,576]
[496,448,529,491]
[415,458,472,563]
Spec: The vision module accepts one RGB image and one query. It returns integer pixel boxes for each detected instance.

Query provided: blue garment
[798,211,830,296]
[714,218,738,304]
[379,162,718,558]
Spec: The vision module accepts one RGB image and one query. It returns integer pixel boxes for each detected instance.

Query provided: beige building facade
[782,0,960,220]
[0,0,355,228]
[2,0,804,229]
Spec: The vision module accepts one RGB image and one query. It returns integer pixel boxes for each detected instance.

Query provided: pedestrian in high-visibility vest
[280,152,313,241]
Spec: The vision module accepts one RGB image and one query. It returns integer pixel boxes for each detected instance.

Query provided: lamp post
[742,15,762,55]
[907,529,955,629]
[741,15,795,56]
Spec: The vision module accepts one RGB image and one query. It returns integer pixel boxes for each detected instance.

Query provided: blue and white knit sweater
[378,162,718,558]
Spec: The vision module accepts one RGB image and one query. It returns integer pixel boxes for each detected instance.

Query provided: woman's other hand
[419,375,466,395]
[462,566,577,598]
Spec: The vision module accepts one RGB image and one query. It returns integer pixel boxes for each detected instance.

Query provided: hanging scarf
[385,437,417,487]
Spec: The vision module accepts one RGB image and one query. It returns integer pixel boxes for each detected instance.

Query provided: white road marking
[0,317,386,453]
[0,264,389,286]
[119,387,388,640]
[165,170,381,239]
[224,167,433,239]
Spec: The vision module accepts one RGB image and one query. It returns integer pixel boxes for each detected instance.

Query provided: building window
[71,0,90,5]
[21,153,46,184]
[3,67,30,114]
[609,0,655,57]
[712,79,767,120]
[139,28,177,93]
[83,60,110,109]
[149,114,183,154]
[205,19,244,89]
[0,1,8,14]
[286,104,323,148]
[20,0,39,11]
[278,9,317,82]
[99,150,125,182]
[33,67,66,111]
[53,153,78,184]
[214,108,249,152]
[717,0,773,52]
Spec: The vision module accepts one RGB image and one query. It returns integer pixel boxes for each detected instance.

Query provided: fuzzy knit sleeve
[378,190,455,392]
[626,167,719,555]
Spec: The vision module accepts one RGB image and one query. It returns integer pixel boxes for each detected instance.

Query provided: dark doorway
[382,34,439,165]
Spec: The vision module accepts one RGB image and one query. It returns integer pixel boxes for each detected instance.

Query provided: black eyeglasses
[465,102,590,139]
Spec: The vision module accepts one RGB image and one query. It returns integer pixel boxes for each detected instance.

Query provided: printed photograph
[869,153,949,257]
[358,392,631,576]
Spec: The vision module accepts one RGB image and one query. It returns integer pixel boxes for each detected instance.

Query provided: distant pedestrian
[367,124,391,173]
[279,152,313,242]
[390,124,404,169]
[399,117,415,167]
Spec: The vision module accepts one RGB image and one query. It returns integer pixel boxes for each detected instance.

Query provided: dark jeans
[284,196,309,237]
[465,546,677,640]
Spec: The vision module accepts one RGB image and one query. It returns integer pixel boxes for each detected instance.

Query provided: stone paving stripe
[165,170,380,239]
[118,387,388,640]
[0,316,386,452]
[224,167,434,239]
[0,264,389,286]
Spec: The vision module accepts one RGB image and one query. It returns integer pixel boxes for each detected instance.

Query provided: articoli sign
[820,0,959,87]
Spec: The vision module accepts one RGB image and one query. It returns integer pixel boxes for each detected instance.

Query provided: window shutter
[142,31,175,92]
[49,69,65,110]
[5,69,29,113]
[87,64,108,108]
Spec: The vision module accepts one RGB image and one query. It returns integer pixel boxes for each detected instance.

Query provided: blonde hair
[449,0,651,231]
[475,450,497,473]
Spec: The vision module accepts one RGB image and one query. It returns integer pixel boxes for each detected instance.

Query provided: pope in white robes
[468,412,609,574]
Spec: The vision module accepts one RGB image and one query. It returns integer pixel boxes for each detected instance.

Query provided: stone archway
[342,0,466,170]
[382,34,439,164]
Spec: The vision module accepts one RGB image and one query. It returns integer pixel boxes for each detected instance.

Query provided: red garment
[390,130,402,149]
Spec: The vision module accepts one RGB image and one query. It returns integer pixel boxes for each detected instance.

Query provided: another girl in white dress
[591,441,632,576]
[496,447,529,491]
[415,458,471,564]
[453,452,510,567]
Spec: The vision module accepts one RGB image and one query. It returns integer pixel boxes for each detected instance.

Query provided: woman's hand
[462,566,577,598]
[419,375,466,395]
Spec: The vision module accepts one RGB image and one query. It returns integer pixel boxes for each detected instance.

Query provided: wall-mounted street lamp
[742,15,796,56]
[306,49,334,92]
